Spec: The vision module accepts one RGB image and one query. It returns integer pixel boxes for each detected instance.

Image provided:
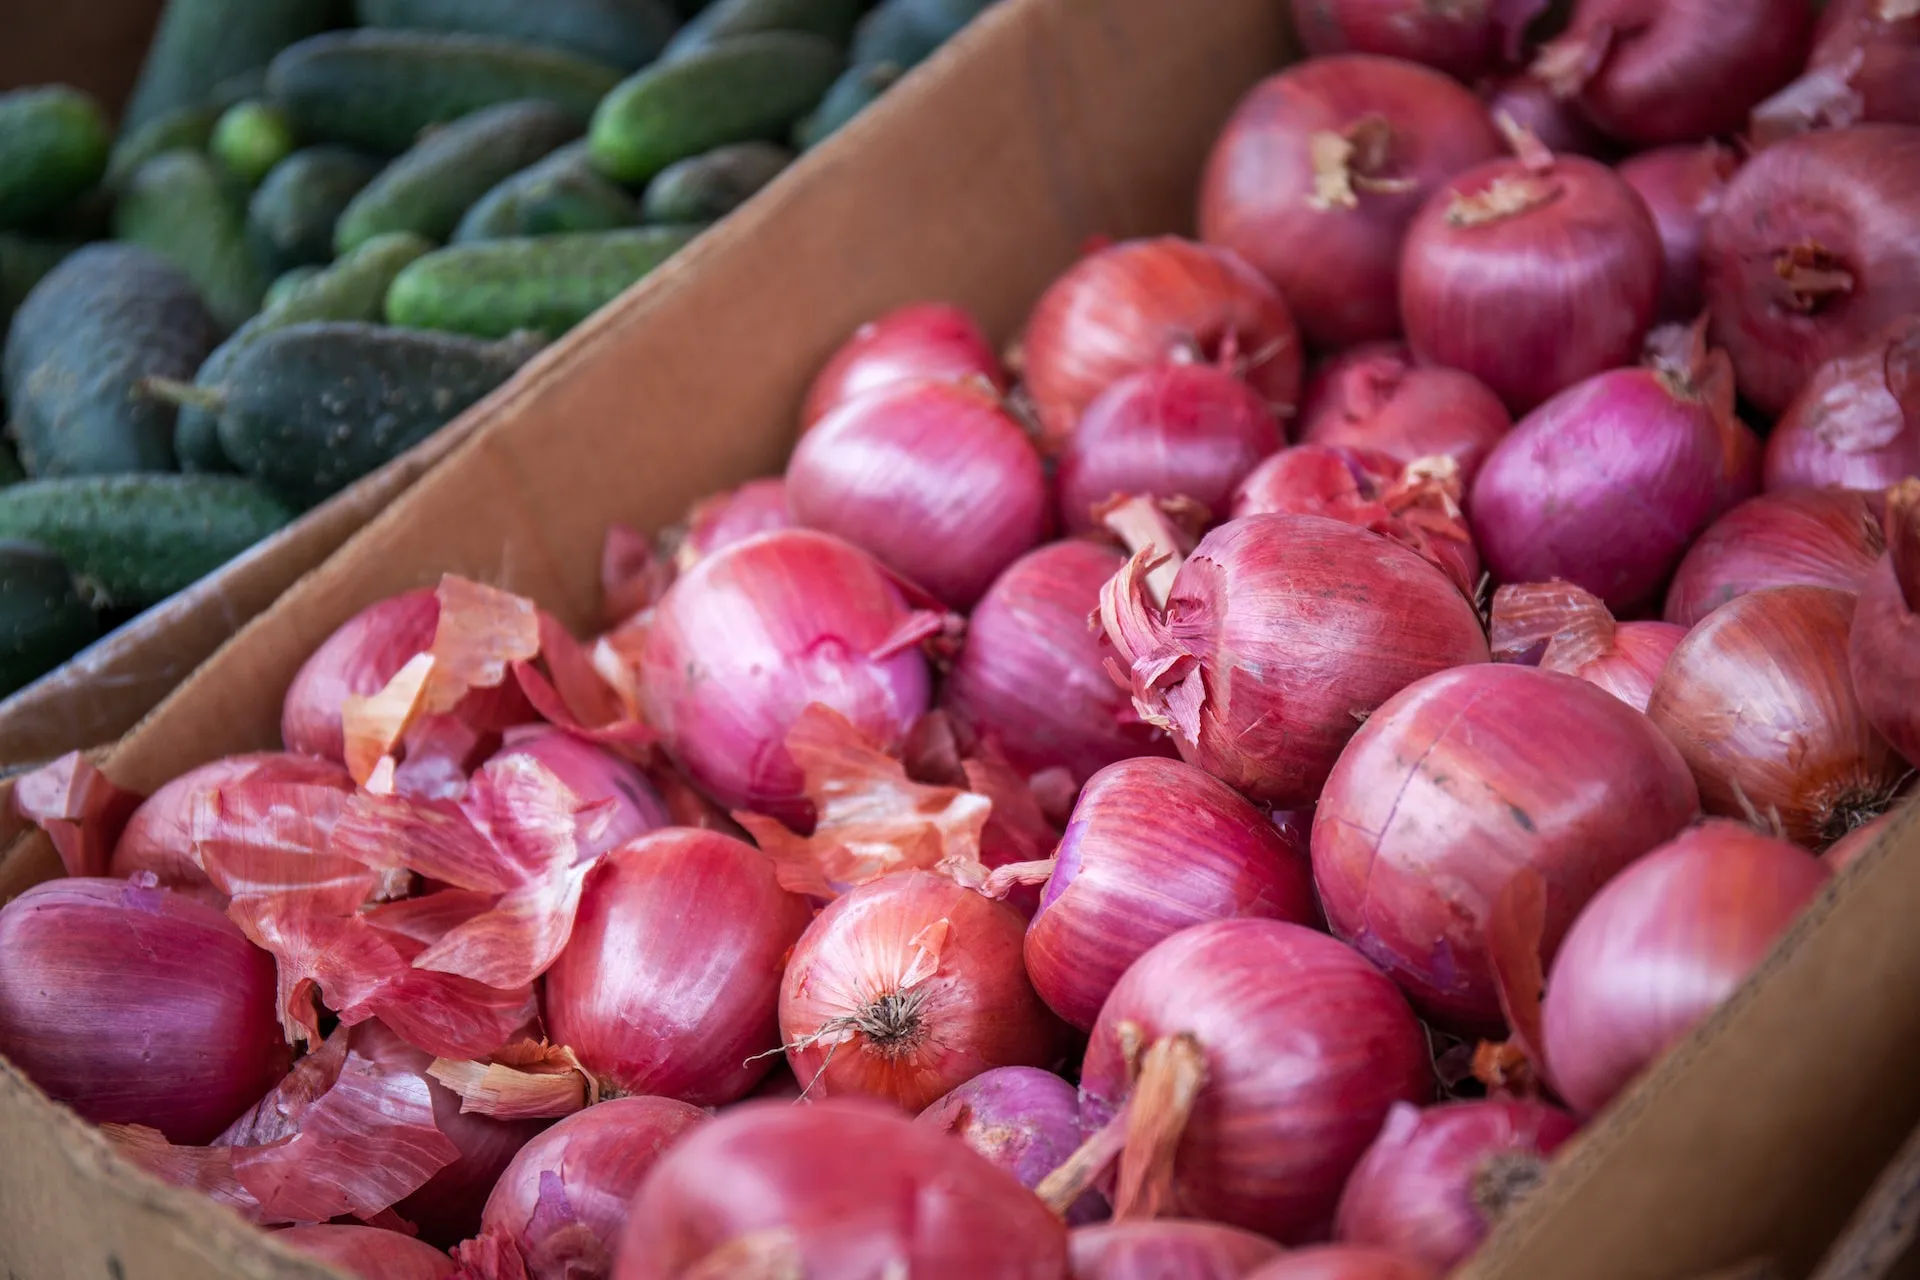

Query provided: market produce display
[0,0,997,700]
[4,1,1920,1278]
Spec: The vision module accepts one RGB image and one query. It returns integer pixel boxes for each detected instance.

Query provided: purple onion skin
[918,1066,1106,1224]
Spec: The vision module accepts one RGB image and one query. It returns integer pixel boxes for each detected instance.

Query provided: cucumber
[453,141,639,242]
[0,540,97,695]
[262,265,324,310]
[0,236,76,339]
[107,106,221,192]
[589,33,844,183]
[149,322,542,507]
[351,0,677,70]
[266,30,622,154]
[124,0,340,132]
[386,226,700,337]
[662,0,867,59]
[334,100,582,254]
[247,146,382,274]
[0,446,23,488]
[0,475,295,609]
[0,88,111,230]
[4,244,220,476]
[850,0,990,68]
[175,232,434,472]
[113,150,267,332]
[642,141,790,222]
[210,101,298,186]
[793,61,899,148]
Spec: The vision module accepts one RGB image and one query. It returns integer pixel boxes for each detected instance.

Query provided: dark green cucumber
[247,146,383,274]
[793,61,899,148]
[850,0,990,68]
[0,235,76,338]
[210,101,298,186]
[453,141,639,242]
[0,475,294,608]
[124,0,339,132]
[0,540,97,695]
[4,244,219,476]
[662,0,866,59]
[262,265,324,310]
[112,150,267,332]
[334,100,582,254]
[589,33,844,183]
[266,30,622,154]
[0,88,111,230]
[642,141,790,222]
[386,226,699,337]
[352,0,677,69]
[108,68,269,193]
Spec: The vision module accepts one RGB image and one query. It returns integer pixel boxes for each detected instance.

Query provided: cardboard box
[4,1,1918,1276]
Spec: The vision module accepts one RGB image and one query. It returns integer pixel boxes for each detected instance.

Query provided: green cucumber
[266,30,622,154]
[642,141,791,222]
[662,0,866,59]
[850,0,990,68]
[0,88,111,230]
[247,146,383,274]
[210,101,298,186]
[0,475,294,609]
[453,141,639,242]
[351,0,677,69]
[386,226,700,337]
[112,150,267,332]
[123,0,340,132]
[0,235,76,339]
[0,540,97,694]
[4,244,220,476]
[793,61,899,148]
[263,265,324,310]
[334,99,581,254]
[589,32,844,183]
[107,106,221,192]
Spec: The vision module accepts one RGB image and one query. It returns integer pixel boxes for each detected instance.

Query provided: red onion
[1401,148,1662,414]
[1618,143,1742,322]
[1297,342,1511,482]
[0,877,288,1143]
[487,727,668,857]
[1529,0,1810,145]
[1703,124,1920,417]
[1056,363,1282,531]
[800,301,1007,429]
[1764,318,1920,492]
[672,477,792,571]
[779,869,1060,1111]
[1751,0,1920,144]
[275,1226,454,1280]
[1314,663,1698,1029]
[1199,56,1503,349]
[1850,480,1920,766]
[1481,74,1613,159]
[1069,919,1430,1240]
[940,540,1175,786]
[544,829,812,1105]
[1333,1099,1579,1270]
[472,1096,708,1280]
[1288,0,1518,81]
[1665,489,1887,627]
[1542,820,1830,1114]
[1490,581,1685,713]
[1023,756,1316,1031]
[1020,237,1302,448]
[1648,586,1907,846]
[786,378,1049,608]
[1827,809,1897,872]
[1245,1247,1440,1280]
[635,529,934,823]
[616,1098,1070,1277]
[1101,512,1489,807]
[918,1066,1104,1224]
[1069,1220,1282,1280]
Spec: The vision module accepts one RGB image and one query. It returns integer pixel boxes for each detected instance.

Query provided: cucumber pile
[0,0,996,699]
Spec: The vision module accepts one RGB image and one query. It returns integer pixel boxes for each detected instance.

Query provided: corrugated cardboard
[3,1,1917,1277]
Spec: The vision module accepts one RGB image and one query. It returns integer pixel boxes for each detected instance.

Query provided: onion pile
[1752,0,1920,144]
[1490,581,1685,713]
[1296,342,1511,481]
[1763,317,1920,493]
[1849,480,1920,766]
[1069,1220,1282,1279]
[919,1066,1105,1223]
[1665,488,1886,627]
[1617,143,1741,322]
[800,300,1008,428]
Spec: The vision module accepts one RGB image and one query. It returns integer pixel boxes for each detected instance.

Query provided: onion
[0,877,288,1143]
[1314,663,1698,1029]
[1751,0,1920,144]
[1333,1099,1579,1271]
[1850,480,1920,766]
[1648,585,1907,846]
[1529,0,1810,145]
[274,1226,454,1280]
[918,1066,1104,1224]
[800,301,1007,429]
[941,540,1175,786]
[786,378,1049,608]
[635,529,934,823]
[1490,581,1686,713]
[1617,143,1742,322]
[1703,124,1920,417]
[1101,512,1489,807]
[1288,0,1516,80]
[1020,237,1302,448]
[1541,820,1831,1114]
[488,727,668,856]
[1664,488,1886,627]
[1481,75,1613,159]
[1296,342,1512,482]
[1199,56,1503,349]
[1401,147,1662,414]
[1023,756,1317,1030]
[544,828,812,1105]
[1763,317,1920,492]
[672,477,793,571]
[1069,1220,1282,1279]
[778,869,1060,1111]
[615,1098,1069,1277]
[1244,1247,1440,1280]
[1827,810,1897,872]
[1056,363,1282,531]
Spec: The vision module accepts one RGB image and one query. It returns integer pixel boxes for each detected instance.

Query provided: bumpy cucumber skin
[247,147,383,275]
[334,100,582,254]
[211,321,542,506]
[641,141,791,222]
[588,33,844,183]
[267,30,622,154]
[0,88,112,230]
[4,244,219,477]
[662,0,867,59]
[0,235,76,338]
[124,0,340,132]
[210,101,298,187]
[112,150,267,333]
[793,61,899,149]
[386,226,700,337]
[352,0,677,70]
[453,140,640,242]
[0,540,97,695]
